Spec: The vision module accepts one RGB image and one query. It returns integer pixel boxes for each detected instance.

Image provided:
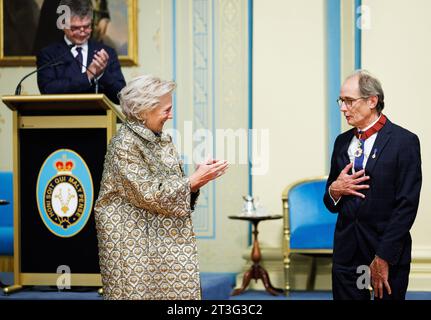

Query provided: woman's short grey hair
[349,69,385,113]
[59,0,93,18]
[118,75,177,121]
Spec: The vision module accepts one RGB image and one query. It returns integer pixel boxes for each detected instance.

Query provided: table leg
[231,268,253,296]
[232,220,284,296]
[257,265,284,295]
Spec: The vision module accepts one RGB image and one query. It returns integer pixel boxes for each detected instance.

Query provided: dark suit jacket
[323,118,422,266]
[36,40,126,104]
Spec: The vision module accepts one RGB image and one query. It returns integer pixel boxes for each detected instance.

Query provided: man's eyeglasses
[336,96,368,108]
[70,24,92,33]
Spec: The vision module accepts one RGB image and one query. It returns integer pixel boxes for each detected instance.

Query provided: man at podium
[36,0,126,104]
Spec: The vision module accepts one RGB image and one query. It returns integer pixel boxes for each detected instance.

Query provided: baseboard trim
[409,246,431,291]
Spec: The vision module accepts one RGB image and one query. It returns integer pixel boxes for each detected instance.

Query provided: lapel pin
[372,148,377,159]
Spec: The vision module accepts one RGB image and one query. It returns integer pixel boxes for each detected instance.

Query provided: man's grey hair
[118,75,177,121]
[59,0,93,18]
[349,69,385,113]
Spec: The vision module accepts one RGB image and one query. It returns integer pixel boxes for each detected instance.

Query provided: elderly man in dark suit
[324,70,422,300]
[36,0,125,104]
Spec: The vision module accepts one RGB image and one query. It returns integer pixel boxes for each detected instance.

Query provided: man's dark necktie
[75,47,83,72]
[353,131,365,204]
[354,132,365,172]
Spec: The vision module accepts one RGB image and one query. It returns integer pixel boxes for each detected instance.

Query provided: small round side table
[229,214,284,296]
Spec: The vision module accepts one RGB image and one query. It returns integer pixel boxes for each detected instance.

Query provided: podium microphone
[15,43,75,96]
[70,45,99,94]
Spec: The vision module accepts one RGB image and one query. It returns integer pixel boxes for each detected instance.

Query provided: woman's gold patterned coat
[94,120,201,300]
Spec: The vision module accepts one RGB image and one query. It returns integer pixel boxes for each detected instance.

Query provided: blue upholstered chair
[0,171,14,257]
[282,176,337,293]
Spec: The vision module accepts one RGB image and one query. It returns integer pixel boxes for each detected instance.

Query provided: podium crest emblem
[36,149,93,237]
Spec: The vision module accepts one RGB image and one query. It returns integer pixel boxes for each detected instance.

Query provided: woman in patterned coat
[94,75,228,300]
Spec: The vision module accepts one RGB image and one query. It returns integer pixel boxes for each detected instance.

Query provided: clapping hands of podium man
[87,49,109,79]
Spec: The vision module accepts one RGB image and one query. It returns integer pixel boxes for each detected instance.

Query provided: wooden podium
[1,94,124,294]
